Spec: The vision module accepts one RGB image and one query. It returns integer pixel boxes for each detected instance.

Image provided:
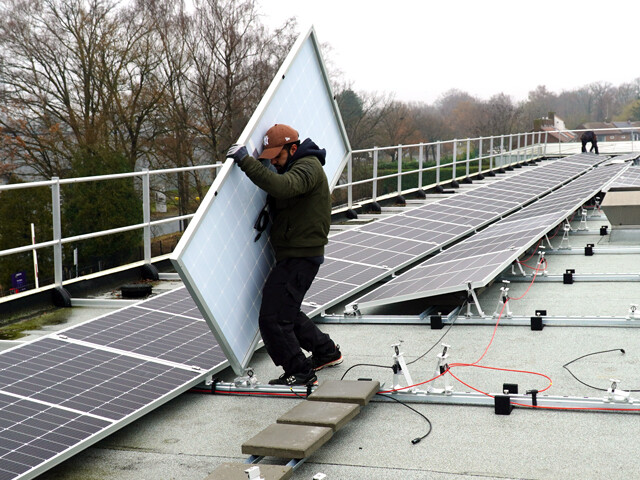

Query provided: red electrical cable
[516,239,541,264]
[509,259,546,301]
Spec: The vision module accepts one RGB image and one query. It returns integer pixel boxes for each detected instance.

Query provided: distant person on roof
[581,131,599,154]
[227,124,342,386]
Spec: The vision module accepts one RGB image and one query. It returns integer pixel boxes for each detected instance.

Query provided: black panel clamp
[430,314,443,330]
[563,269,575,285]
[530,316,544,331]
[585,244,594,256]
[600,225,608,236]
[503,383,519,394]
[494,395,513,415]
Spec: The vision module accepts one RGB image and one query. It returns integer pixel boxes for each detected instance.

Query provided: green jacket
[238,153,331,261]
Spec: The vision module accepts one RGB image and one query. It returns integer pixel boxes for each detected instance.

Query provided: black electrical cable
[406,303,463,366]
[562,348,640,392]
[340,363,392,381]
[376,392,432,444]
[340,303,464,381]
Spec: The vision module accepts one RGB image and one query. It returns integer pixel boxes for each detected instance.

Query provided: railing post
[418,144,424,189]
[51,177,63,286]
[143,170,152,264]
[516,134,521,163]
[436,142,441,185]
[372,147,379,201]
[478,137,483,174]
[489,136,494,170]
[465,139,471,177]
[452,139,457,182]
[347,152,353,209]
[500,135,505,167]
[397,145,403,195]
[508,135,513,165]
[544,131,548,157]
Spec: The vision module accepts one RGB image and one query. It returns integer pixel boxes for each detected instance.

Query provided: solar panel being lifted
[302,153,607,316]
[351,162,628,311]
[170,26,351,375]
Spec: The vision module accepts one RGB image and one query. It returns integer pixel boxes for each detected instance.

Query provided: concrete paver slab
[308,380,380,406]
[204,462,292,480]
[241,423,332,458]
[277,400,360,431]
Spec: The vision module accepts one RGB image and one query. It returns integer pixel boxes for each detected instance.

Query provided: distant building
[533,112,575,143]
[577,121,640,142]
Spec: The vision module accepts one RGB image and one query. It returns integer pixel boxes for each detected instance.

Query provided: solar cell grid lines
[63,304,222,369]
[353,162,627,310]
[0,338,200,421]
[0,286,228,480]
[608,164,640,188]
[0,393,111,480]
[302,154,609,317]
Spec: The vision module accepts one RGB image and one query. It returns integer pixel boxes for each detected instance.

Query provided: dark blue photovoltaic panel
[63,305,224,369]
[140,287,204,318]
[0,393,111,480]
[354,162,626,308]
[0,338,200,421]
[304,154,608,316]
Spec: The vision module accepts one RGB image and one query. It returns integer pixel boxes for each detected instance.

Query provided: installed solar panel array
[353,162,628,309]
[302,153,605,316]
[0,287,225,480]
[607,161,640,189]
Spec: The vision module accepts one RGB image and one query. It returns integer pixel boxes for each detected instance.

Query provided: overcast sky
[258,0,639,104]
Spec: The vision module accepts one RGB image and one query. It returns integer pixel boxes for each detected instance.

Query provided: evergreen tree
[62,147,142,273]
[0,178,53,291]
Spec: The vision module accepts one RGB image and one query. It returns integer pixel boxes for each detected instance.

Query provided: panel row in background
[0,287,225,480]
[301,153,606,315]
[351,162,628,310]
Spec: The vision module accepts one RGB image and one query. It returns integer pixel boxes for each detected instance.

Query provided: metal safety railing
[334,127,638,211]
[0,126,637,299]
[0,164,222,298]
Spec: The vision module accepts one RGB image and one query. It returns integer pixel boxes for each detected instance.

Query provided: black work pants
[582,140,599,154]
[259,258,333,374]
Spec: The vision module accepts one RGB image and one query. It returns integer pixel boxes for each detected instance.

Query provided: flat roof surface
[25,163,640,480]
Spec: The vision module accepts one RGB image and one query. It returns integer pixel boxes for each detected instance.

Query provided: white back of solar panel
[171,26,351,375]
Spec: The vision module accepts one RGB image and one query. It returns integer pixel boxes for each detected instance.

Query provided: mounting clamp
[234,368,258,388]
[245,466,265,480]
[605,379,632,404]
[563,269,575,285]
[344,303,361,317]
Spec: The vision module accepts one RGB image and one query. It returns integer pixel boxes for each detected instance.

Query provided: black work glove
[227,144,248,163]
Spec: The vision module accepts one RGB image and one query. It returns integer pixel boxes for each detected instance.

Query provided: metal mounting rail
[372,390,640,412]
[545,246,640,255]
[316,312,640,327]
[501,273,640,282]
[203,382,640,413]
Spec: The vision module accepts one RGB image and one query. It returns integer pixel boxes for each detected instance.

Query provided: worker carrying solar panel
[227,124,343,386]
[581,130,599,154]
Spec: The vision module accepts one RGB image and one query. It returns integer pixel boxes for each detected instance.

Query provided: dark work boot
[311,344,343,371]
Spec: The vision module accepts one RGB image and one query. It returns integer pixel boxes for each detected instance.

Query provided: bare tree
[481,93,522,136]
[0,0,166,176]
[187,0,295,163]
